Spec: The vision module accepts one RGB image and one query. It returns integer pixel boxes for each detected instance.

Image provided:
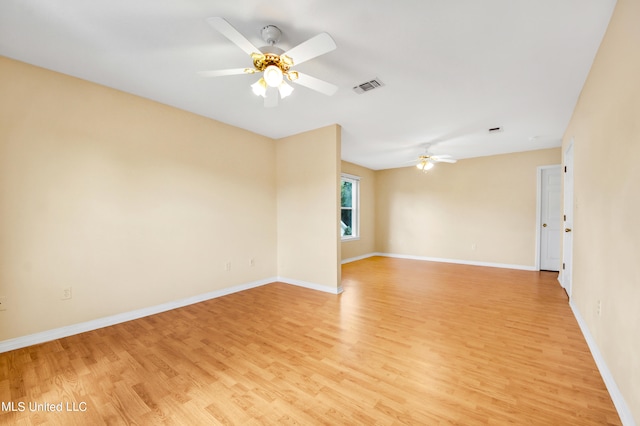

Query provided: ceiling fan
[414,144,457,172]
[416,154,457,171]
[199,17,338,107]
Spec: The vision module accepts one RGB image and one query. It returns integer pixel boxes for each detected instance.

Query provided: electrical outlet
[0,296,7,311]
[225,262,231,272]
[471,243,477,251]
[62,287,72,300]
[250,258,255,267]
[597,300,602,316]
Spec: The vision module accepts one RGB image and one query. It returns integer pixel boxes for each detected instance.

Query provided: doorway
[538,165,562,271]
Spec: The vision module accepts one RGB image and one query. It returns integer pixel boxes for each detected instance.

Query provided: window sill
[341,236,360,242]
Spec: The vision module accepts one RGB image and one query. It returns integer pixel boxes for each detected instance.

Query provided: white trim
[277,277,343,294]
[535,166,542,270]
[561,139,575,296]
[0,277,275,354]
[341,174,360,240]
[340,172,361,181]
[376,252,536,271]
[0,275,346,354]
[569,301,636,426]
[341,253,377,264]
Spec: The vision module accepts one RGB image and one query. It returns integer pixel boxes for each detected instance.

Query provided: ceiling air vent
[353,78,384,94]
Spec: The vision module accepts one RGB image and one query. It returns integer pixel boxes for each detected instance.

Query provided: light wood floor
[0,257,621,425]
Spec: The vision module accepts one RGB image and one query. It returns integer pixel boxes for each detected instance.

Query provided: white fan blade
[432,156,457,163]
[198,68,249,77]
[264,87,278,108]
[206,17,261,56]
[283,33,336,66]
[291,72,337,96]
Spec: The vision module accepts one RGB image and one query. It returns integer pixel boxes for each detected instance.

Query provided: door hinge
[564,166,567,172]
[564,214,566,221]
[562,263,565,270]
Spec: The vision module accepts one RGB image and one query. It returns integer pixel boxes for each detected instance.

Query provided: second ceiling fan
[200,17,338,107]
[414,142,457,172]
[415,153,457,172]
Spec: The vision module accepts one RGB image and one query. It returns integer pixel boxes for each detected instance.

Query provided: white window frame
[341,173,360,241]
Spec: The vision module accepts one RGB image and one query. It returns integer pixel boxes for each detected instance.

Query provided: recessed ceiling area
[0,0,616,170]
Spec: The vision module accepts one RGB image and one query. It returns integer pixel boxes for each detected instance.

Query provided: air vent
[488,127,503,133]
[353,78,385,94]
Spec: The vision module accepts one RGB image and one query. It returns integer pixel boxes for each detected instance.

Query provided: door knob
[565,228,572,233]
[542,223,547,227]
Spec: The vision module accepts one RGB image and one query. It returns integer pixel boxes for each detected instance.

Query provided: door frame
[561,140,575,297]
[535,164,562,272]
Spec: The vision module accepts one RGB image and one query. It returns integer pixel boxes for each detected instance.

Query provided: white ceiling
[0,0,616,170]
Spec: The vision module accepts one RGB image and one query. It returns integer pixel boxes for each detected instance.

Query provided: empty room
[1,0,638,424]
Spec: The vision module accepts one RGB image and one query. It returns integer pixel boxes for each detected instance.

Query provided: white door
[540,166,562,271]
[562,143,574,296]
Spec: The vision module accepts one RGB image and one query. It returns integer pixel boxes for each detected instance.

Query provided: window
[341,174,360,240]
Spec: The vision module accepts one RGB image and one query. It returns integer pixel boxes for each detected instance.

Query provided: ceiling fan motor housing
[251,52,292,74]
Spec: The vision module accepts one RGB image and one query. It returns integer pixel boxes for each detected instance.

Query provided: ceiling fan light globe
[264,65,283,87]
[416,160,434,171]
[278,82,294,99]
[251,78,267,97]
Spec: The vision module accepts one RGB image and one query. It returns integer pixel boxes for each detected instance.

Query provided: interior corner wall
[561,0,640,421]
[340,161,376,261]
[276,125,341,291]
[0,57,277,341]
[374,148,561,267]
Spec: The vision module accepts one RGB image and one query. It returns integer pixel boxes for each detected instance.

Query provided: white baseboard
[377,252,537,271]
[277,277,343,294]
[1,274,346,354]
[341,253,377,264]
[0,277,276,354]
[569,301,635,426]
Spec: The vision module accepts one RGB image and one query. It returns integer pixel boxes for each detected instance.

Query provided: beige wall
[277,125,342,291]
[340,161,376,261]
[0,58,280,340]
[0,58,345,341]
[375,148,561,267]
[562,0,640,421]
